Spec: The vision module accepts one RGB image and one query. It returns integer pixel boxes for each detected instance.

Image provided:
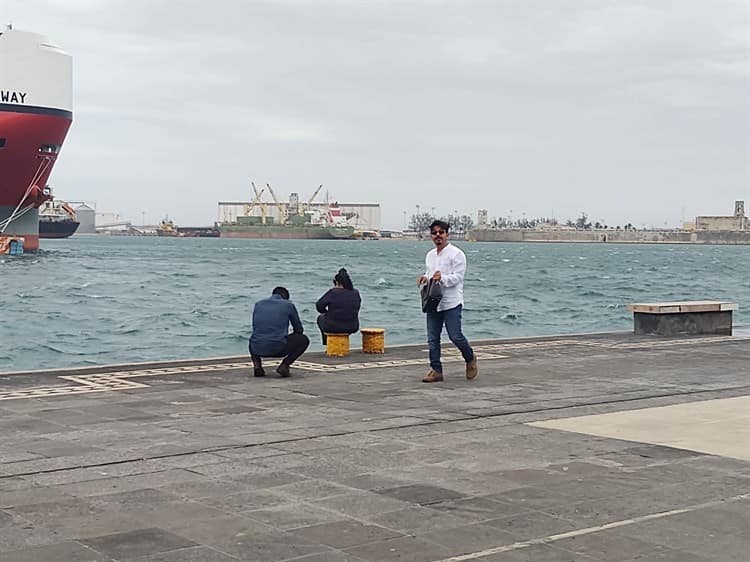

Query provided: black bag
[420,279,443,313]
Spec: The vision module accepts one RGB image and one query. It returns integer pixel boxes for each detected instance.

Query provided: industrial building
[693,201,748,231]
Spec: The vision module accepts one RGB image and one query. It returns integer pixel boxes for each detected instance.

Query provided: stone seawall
[471,229,750,245]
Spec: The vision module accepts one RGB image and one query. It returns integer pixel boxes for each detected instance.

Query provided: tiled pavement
[0,332,748,561]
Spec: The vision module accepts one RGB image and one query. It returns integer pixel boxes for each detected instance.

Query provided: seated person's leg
[316,314,328,345]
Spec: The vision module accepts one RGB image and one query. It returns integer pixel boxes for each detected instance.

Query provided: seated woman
[316,268,361,345]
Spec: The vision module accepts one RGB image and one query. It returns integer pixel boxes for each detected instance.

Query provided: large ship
[0,26,73,252]
[219,184,356,239]
[38,199,79,239]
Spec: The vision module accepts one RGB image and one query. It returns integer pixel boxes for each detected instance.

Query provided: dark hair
[429,219,450,232]
[333,268,354,290]
[272,286,290,299]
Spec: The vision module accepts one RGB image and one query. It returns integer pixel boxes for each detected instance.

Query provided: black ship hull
[39,218,80,239]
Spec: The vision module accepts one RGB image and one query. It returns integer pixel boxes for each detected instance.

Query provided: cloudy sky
[4,0,749,229]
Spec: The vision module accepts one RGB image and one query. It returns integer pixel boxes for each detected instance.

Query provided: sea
[2,236,748,373]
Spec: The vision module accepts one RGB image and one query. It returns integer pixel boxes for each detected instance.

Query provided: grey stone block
[78,527,197,560]
[0,541,108,562]
[289,519,403,549]
[633,311,733,336]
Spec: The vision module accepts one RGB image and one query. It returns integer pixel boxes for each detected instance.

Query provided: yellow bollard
[361,328,385,354]
[326,333,350,357]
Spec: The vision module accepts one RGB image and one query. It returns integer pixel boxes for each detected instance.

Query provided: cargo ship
[38,199,79,238]
[219,185,355,239]
[0,26,73,252]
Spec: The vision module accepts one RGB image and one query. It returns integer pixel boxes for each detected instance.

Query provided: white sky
[3,0,749,229]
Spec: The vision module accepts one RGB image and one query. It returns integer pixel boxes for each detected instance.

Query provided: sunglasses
[430,230,446,235]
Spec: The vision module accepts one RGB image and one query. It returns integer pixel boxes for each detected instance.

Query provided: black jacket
[316,288,361,334]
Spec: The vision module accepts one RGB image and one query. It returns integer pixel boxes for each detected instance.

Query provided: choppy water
[1,236,748,373]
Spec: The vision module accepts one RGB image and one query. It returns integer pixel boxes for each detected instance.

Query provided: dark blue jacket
[249,295,304,357]
[316,288,361,334]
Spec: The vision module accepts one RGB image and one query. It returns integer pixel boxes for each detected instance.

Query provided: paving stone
[286,550,367,562]
[620,549,711,562]
[316,492,412,518]
[486,485,575,510]
[267,478,355,500]
[614,517,750,560]
[336,473,410,492]
[375,484,467,506]
[0,486,77,508]
[289,519,403,549]
[7,497,106,520]
[223,469,304,489]
[366,505,473,534]
[208,530,329,561]
[664,505,749,536]
[197,489,288,513]
[418,522,518,555]
[482,510,579,540]
[553,529,669,561]
[121,545,239,561]
[429,496,524,521]
[343,535,453,562]
[156,479,253,500]
[0,541,110,562]
[244,502,345,530]
[78,527,197,560]
[155,513,277,544]
[474,543,598,561]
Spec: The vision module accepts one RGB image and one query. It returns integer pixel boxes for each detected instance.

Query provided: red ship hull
[0,105,72,251]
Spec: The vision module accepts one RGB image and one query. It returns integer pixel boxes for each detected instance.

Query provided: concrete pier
[1,332,748,561]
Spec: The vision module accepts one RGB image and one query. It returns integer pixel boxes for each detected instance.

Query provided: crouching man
[249,286,309,378]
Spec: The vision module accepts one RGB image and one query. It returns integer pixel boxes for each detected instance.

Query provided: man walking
[417,220,478,383]
[249,286,309,378]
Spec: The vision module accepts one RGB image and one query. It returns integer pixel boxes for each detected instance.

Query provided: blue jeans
[426,304,474,373]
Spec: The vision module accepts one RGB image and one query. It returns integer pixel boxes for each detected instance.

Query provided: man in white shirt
[417,220,478,383]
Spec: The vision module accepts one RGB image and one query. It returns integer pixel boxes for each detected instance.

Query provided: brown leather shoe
[422,370,444,383]
[465,357,478,380]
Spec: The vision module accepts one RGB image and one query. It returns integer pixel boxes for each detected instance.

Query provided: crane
[301,184,323,215]
[250,181,269,224]
[266,183,287,224]
[243,181,266,217]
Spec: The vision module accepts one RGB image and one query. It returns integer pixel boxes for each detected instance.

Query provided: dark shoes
[276,363,291,378]
[422,370,444,383]
[253,367,266,377]
[466,357,478,380]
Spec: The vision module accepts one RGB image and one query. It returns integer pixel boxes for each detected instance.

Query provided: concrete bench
[627,301,738,336]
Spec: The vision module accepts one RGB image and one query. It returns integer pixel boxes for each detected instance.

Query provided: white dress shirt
[424,243,467,312]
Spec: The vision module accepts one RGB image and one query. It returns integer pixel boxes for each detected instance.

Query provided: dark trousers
[249,333,310,368]
[317,314,357,345]
[426,304,474,373]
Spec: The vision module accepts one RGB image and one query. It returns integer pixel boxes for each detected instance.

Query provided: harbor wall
[471,229,750,245]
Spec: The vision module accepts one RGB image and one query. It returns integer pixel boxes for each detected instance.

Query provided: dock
[1,332,748,561]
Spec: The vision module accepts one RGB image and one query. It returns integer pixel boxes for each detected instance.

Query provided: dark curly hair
[334,268,354,290]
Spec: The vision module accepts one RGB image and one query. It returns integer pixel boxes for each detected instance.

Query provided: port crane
[266,183,287,224]
[301,184,323,215]
[250,182,269,224]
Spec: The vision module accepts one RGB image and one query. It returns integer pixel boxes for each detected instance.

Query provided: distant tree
[458,214,474,234]
[575,212,592,230]
[408,212,434,237]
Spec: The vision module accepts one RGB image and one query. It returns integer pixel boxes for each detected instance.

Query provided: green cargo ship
[219,214,355,240]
